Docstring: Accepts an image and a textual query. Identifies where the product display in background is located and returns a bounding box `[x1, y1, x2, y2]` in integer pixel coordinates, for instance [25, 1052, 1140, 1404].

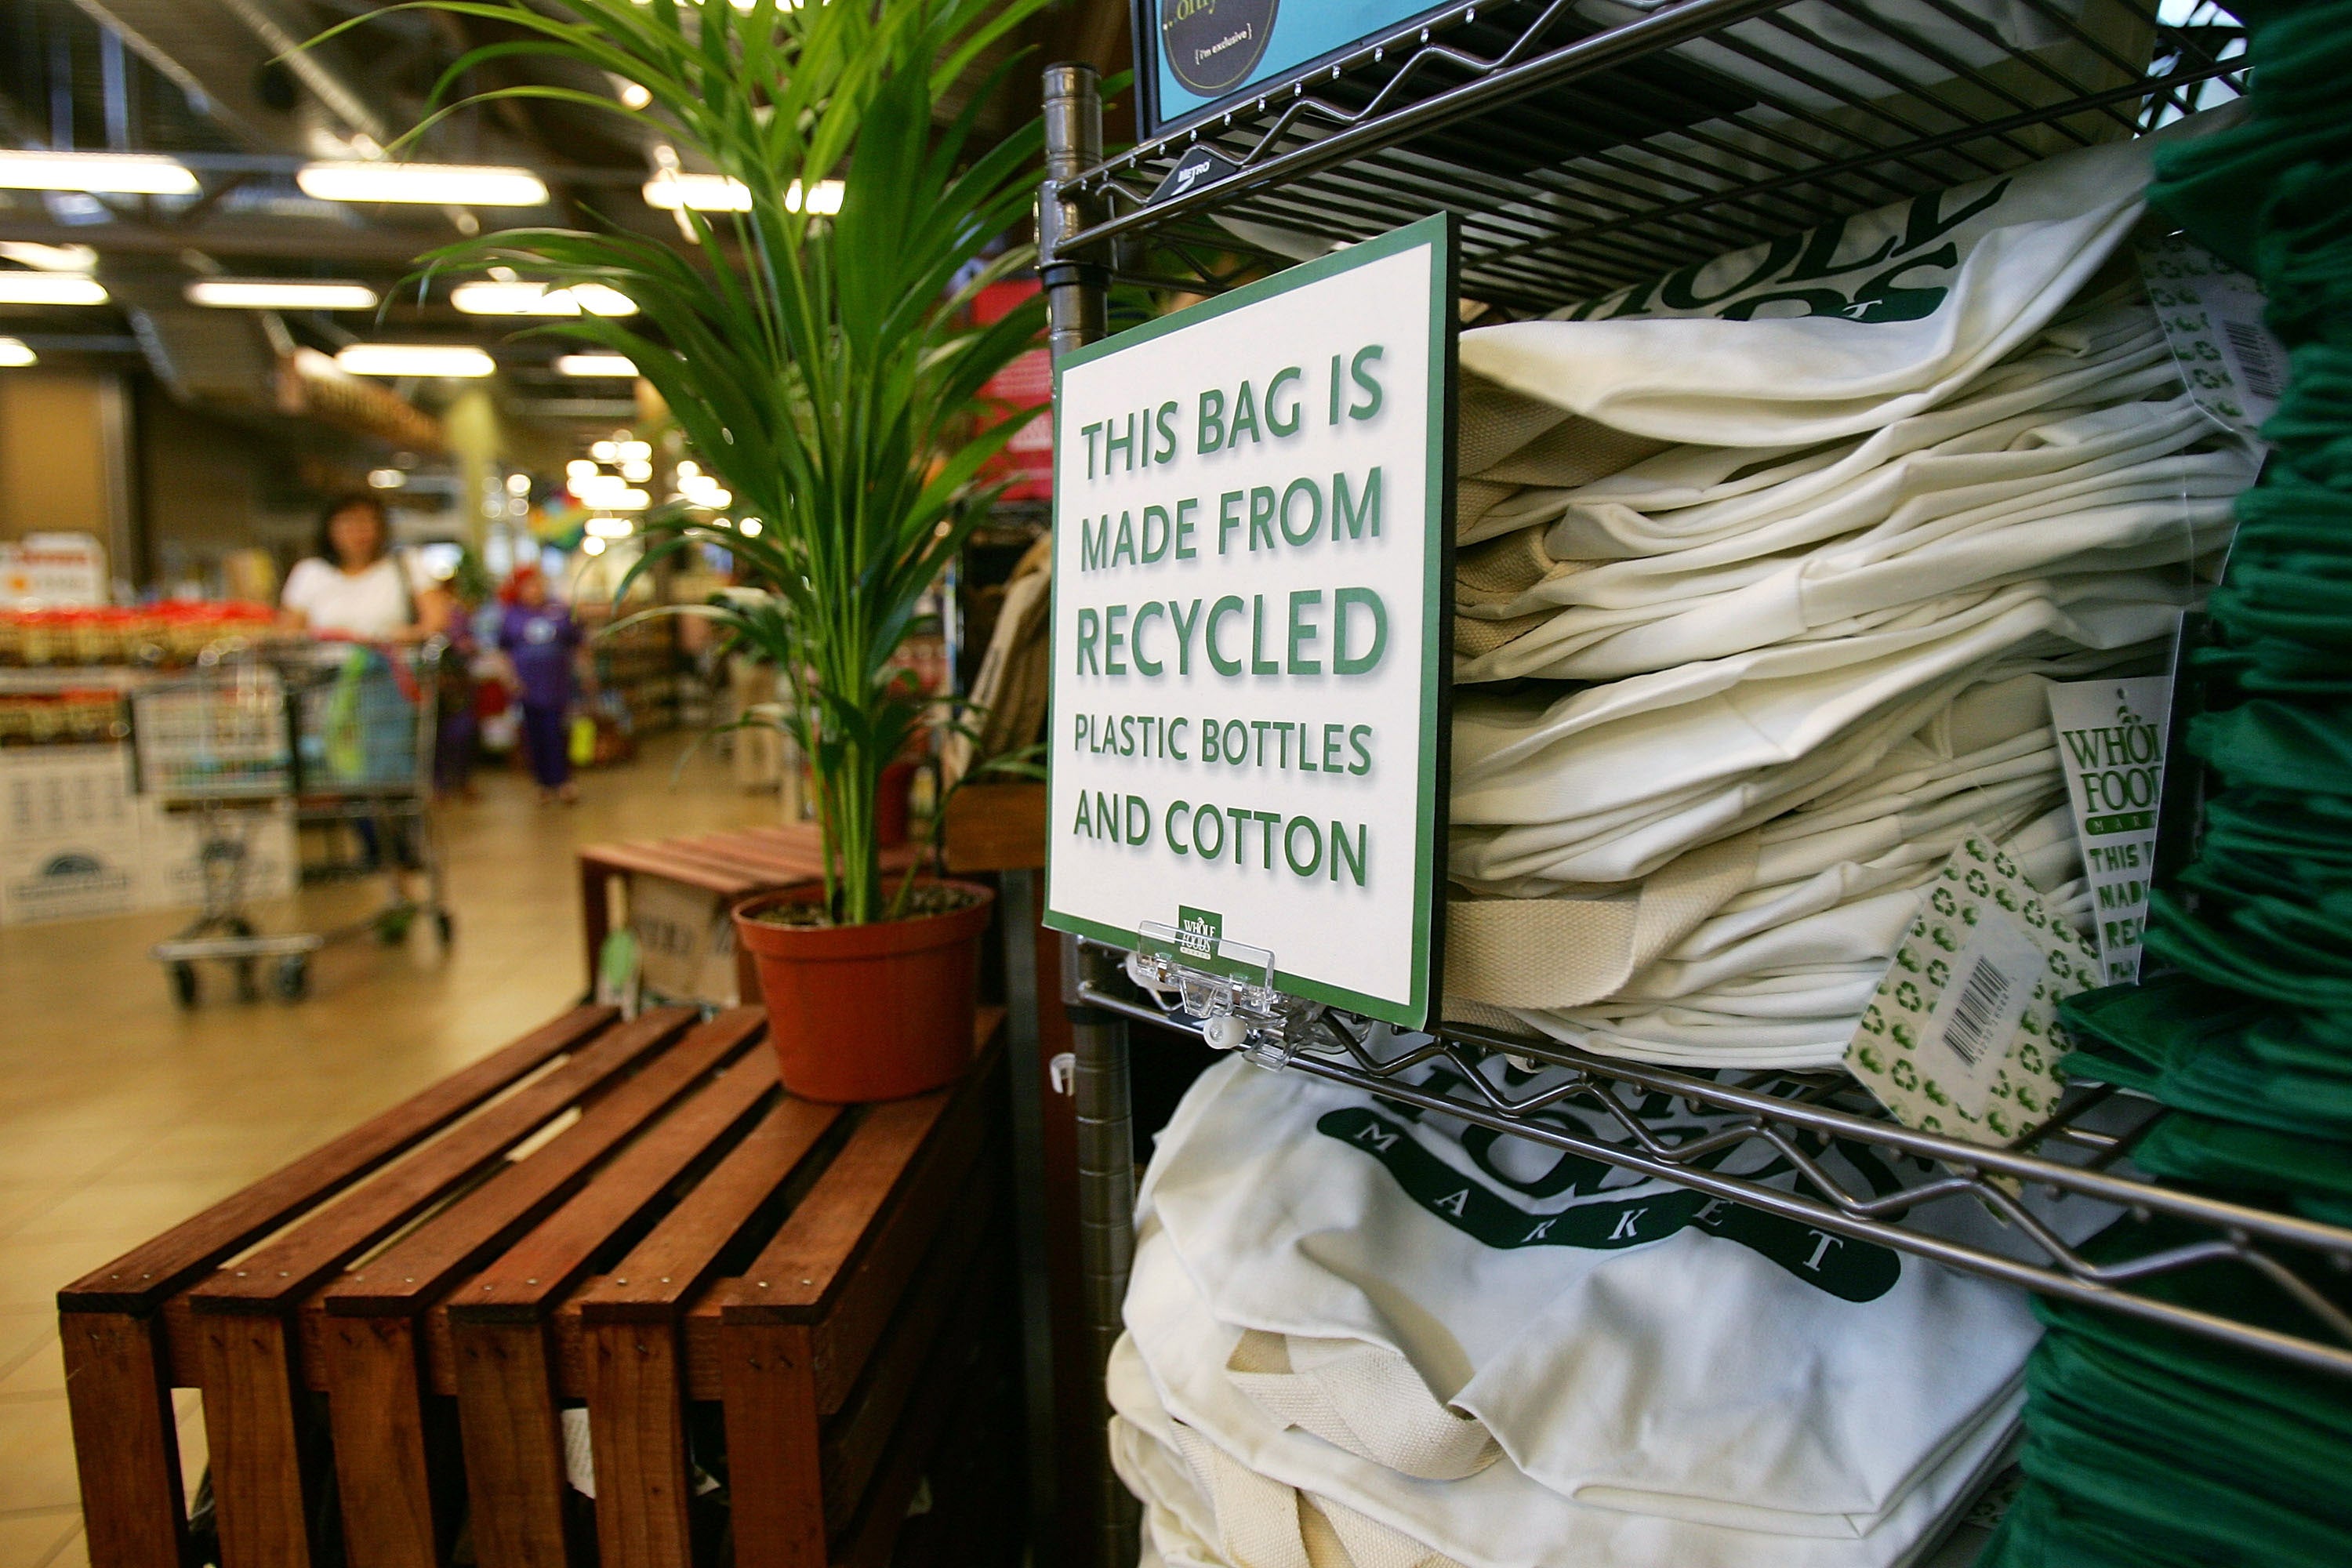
[1116, 1056, 2089, 1567]
[1434, 120, 2252, 1070]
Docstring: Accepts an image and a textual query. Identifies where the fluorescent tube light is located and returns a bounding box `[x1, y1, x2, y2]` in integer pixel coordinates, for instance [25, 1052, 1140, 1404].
[581, 535, 608, 556]
[367, 468, 407, 489]
[555, 353, 638, 378]
[187, 279, 380, 310]
[585, 516, 635, 539]
[297, 162, 548, 206]
[641, 173, 842, 214]
[335, 343, 496, 378]
[450, 281, 636, 317]
[0, 273, 107, 305]
[643, 173, 749, 212]
[0, 242, 96, 272]
[0, 150, 197, 194]
[0, 337, 35, 367]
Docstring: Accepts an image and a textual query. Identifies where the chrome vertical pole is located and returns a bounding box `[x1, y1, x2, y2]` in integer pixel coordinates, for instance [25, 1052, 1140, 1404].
[1063, 935, 1139, 1568]
[1040, 63, 1109, 359]
[1041, 64, 1130, 1566]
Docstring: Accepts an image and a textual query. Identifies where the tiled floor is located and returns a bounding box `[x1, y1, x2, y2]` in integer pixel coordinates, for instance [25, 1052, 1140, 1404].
[0, 735, 779, 1565]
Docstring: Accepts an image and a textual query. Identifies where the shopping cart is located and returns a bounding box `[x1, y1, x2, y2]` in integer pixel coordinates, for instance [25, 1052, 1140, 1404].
[131, 649, 310, 1005]
[136, 641, 455, 1004]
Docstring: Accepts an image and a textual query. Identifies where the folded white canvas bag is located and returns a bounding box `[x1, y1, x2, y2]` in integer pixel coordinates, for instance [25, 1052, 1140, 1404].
[1140, 1058, 2094, 1547]
[1454, 117, 2231, 447]
[1125, 1199, 2027, 1563]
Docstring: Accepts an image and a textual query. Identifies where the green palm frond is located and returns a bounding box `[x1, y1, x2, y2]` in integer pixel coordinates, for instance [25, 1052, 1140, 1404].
[336, 0, 1051, 923]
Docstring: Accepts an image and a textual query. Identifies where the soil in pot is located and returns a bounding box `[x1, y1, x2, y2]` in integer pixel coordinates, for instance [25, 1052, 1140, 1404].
[733, 879, 994, 1103]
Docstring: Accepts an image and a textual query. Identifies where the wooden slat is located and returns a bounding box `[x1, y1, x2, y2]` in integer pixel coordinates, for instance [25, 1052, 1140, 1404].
[190, 1008, 695, 1316]
[818, 1195, 1000, 1531]
[574, 1097, 846, 1327]
[941, 782, 1047, 873]
[452, 1319, 568, 1568]
[584, 1319, 695, 1568]
[578, 841, 768, 897]
[64, 1006, 619, 1313]
[324, 1009, 761, 1317]
[455, 1022, 776, 1322]
[717, 1321, 827, 1568]
[63, 1312, 187, 1568]
[196, 1312, 318, 1568]
[322, 1315, 441, 1568]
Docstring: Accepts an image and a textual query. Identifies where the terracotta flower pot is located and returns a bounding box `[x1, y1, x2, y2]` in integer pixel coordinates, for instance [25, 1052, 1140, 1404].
[731, 880, 995, 1103]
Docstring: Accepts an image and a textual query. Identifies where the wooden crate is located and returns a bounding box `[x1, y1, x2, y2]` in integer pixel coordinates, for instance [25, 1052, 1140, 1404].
[59, 1004, 1017, 1568]
[578, 824, 923, 1004]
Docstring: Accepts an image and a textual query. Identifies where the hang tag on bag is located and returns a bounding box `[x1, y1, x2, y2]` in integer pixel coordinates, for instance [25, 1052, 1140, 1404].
[2138, 233, 2286, 451]
[2047, 676, 2171, 984]
[1846, 832, 2100, 1145]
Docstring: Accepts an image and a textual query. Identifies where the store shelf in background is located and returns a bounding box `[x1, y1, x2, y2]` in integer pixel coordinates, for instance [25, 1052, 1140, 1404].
[1072, 941, 2352, 1380]
[1060, 0, 2248, 310]
[942, 781, 1047, 874]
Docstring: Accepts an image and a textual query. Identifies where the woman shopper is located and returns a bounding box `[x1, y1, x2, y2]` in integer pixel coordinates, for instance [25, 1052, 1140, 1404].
[279, 493, 452, 641]
[497, 564, 586, 804]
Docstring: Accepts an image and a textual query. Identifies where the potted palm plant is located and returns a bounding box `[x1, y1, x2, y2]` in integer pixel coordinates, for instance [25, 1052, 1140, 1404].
[353, 0, 1050, 1100]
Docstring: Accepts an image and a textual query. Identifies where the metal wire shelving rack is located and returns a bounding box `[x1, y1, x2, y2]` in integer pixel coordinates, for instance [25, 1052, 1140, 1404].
[1050, 0, 2249, 313]
[1040, 0, 2352, 1401]
[1031, 1, 2345, 1556]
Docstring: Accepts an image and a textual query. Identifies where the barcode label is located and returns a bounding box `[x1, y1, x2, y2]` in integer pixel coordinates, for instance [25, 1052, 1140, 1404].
[2221, 318, 2284, 403]
[1918, 903, 2045, 1116]
[1940, 955, 2013, 1067]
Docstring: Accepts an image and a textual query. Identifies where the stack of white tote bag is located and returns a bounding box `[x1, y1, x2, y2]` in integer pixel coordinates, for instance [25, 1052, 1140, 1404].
[1112, 1055, 2114, 1568]
[1439, 112, 2256, 1069]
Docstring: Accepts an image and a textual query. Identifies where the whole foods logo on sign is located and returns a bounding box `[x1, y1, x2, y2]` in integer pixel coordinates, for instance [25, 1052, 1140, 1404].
[1044, 216, 1456, 1026]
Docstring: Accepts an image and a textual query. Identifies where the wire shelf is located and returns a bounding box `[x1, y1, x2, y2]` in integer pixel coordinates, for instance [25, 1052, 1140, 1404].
[1058, 0, 2247, 310]
[1072, 942, 2352, 1379]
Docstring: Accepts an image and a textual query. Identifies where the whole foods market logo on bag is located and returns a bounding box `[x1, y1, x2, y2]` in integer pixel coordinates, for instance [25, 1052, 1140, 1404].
[1162, 0, 1278, 95]
[1312, 1059, 1900, 1302]
[1044, 217, 1455, 1027]
[1561, 176, 2016, 325]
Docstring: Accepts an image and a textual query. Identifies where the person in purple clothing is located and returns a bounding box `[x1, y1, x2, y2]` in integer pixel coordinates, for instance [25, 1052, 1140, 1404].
[497, 564, 586, 804]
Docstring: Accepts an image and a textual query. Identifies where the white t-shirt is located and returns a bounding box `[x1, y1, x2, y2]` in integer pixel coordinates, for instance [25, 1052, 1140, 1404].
[281, 553, 434, 639]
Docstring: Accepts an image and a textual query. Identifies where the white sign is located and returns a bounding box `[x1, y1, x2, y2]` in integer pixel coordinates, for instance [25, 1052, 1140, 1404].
[1043, 216, 1455, 1026]
[2048, 676, 2171, 985]
[0, 532, 107, 606]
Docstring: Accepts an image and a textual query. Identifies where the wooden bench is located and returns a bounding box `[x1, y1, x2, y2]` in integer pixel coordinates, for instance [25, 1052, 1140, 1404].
[60, 1004, 1015, 1568]
[578, 823, 923, 1004]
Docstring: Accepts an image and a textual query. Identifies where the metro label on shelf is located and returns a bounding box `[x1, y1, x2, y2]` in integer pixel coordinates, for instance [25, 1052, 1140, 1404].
[1044, 215, 1457, 1027]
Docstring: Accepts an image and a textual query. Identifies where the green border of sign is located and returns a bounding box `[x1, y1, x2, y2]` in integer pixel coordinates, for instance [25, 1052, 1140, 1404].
[1041, 212, 1458, 1028]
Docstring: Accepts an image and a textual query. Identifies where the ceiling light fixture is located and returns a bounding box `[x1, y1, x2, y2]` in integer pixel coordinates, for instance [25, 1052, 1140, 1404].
[616, 440, 652, 463]
[0, 242, 96, 272]
[0, 337, 35, 367]
[640, 173, 842, 215]
[566, 459, 600, 481]
[590, 440, 619, 461]
[297, 162, 549, 207]
[367, 468, 407, 489]
[450, 280, 637, 317]
[554, 353, 638, 378]
[0, 273, 108, 306]
[0, 149, 198, 194]
[581, 535, 608, 556]
[186, 279, 380, 311]
[335, 343, 496, 378]
[585, 515, 635, 539]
